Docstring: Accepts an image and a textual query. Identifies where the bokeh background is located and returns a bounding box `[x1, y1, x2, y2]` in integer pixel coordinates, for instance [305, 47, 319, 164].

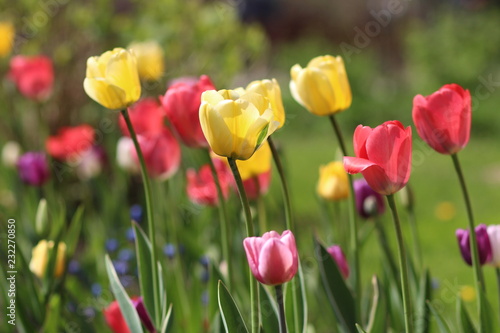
[1, 0, 500, 332]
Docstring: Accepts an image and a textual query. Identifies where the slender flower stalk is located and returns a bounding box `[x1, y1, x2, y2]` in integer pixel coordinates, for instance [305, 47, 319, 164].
[328, 114, 360, 319]
[275, 284, 287, 333]
[227, 157, 259, 333]
[387, 194, 413, 333]
[207, 153, 233, 290]
[267, 136, 300, 331]
[121, 109, 161, 327]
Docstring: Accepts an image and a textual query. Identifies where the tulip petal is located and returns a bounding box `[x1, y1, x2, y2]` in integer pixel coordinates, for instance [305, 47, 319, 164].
[84, 78, 128, 110]
[243, 237, 267, 283]
[258, 238, 294, 285]
[105, 50, 141, 103]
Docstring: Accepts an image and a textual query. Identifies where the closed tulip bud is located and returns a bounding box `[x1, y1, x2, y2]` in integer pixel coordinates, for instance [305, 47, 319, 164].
[243, 230, 298, 286]
[128, 40, 164, 81]
[317, 161, 349, 201]
[456, 224, 492, 266]
[487, 225, 500, 267]
[29, 240, 66, 278]
[327, 245, 350, 278]
[412, 84, 471, 155]
[2, 141, 21, 168]
[8, 55, 54, 101]
[16, 152, 50, 186]
[162, 75, 216, 148]
[0, 21, 15, 57]
[246, 78, 285, 128]
[353, 179, 385, 218]
[83, 48, 141, 110]
[199, 89, 280, 160]
[344, 121, 412, 195]
[290, 55, 352, 116]
[46, 125, 95, 163]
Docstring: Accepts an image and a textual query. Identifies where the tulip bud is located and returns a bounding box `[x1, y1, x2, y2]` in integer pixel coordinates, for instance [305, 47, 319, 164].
[128, 40, 165, 81]
[317, 161, 349, 201]
[243, 230, 298, 285]
[456, 224, 492, 266]
[290, 55, 352, 116]
[326, 245, 350, 278]
[83, 48, 141, 110]
[29, 240, 66, 278]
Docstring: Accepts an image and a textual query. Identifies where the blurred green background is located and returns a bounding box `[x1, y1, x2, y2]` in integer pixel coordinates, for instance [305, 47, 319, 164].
[1, 0, 500, 332]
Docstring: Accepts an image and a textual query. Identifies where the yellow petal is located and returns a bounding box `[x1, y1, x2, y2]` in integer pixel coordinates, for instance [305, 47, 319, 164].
[105, 49, 141, 104]
[83, 78, 128, 110]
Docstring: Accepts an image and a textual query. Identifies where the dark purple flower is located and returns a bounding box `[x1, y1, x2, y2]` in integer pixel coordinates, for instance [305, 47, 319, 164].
[132, 297, 155, 332]
[456, 224, 492, 266]
[326, 245, 350, 279]
[353, 178, 385, 218]
[16, 152, 50, 186]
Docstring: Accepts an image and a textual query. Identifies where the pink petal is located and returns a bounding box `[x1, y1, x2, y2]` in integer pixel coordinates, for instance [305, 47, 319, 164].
[258, 238, 295, 285]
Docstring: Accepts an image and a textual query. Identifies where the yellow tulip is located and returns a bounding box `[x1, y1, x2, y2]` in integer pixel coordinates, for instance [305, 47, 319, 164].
[290, 55, 352, 116]
[246, 79, 285, 128]
[83, 48, 141, 110]
[199, 89, 279, 160]
[317, 161, 349, 201]
[0, 21, 14, 57]
[128, 40, 165, 81]
[29, 240, 67, 279]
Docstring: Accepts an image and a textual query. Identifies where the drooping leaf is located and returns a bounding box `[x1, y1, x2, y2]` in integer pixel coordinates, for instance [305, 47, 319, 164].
[314, 238, 356, 333]
[366, 276, 387, 333]
[218, 280, 249, 333]
[105, 255, 144, 333]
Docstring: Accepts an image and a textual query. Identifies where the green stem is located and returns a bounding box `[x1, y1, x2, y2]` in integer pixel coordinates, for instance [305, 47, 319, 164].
[227, 157, 259, 333]
[328, 114, 360, 320]
[451, 154, 484, 288]
[121, 109, 161, 328]
[275, 284, 287, 333]
[374, 217, 400, 289]
[207, 155, 233, 291]
[387, 194, 413, 333]
[268, 136, 300, 331]
[406, 190, 423, 269]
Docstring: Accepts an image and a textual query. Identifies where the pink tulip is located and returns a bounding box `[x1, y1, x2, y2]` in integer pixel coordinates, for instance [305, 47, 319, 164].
[119, 97, 165, 137]
[412, 84, 471, 155]
[243, 230, 298, 286]
[343, 120, 412, 195]
[161, 75, 216, 148]
[326, 245, 350, 278]
[8, 55, 54, 101]
[186, 159, 232, 206]
[134, 128, 181, 180]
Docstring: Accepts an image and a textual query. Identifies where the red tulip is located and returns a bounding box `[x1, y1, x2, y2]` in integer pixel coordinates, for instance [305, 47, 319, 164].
[241, 170, 271, 201]
[46, 125, 95, 162]
[8, 55, 54, 101]
[343, 120, 412, 195]
[412, 84, 471, 154]
[186, 159, 232, 206]
[119, 97, 165, 137]
[104, 297, 155, 333]
[134, 128, 181, 180]
[243, 230, 298, 286]
[161, 75, 216, 148]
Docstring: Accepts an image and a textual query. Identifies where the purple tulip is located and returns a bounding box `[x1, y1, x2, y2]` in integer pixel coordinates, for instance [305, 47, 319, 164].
[132, 297, 155, 333]
[353, 178, 385, 218]
[16, 152, 50, 186]
[327, 245, 350, 278]
[456, 224, 492, 266]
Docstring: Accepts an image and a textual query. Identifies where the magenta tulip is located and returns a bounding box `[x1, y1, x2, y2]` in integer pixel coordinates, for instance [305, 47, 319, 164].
[456, 224, 492, 266]
[327, 245, 350, 278]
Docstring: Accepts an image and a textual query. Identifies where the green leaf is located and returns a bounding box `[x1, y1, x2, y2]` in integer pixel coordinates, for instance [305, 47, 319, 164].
[285, 263, 308, 333]
[218, 280, 249, 333]
[314, 239, 356, 333]
[65, 205, 84, 258]
[427, 300, 452, 333]
[160, 303, 173, 333]
[256, 123, 270, 148]
[41, 294, 61, 332]
[133, 221, 156, 325]
[259, 285, 279, 333]
[479, 287, 500, 333]
[415, 270, 432, 333]
[35, 198, 48, 236]
[457, 296, 476, 333]
[366, 276, 387, 333]
[355, 324, 367, 333]
[105, 255, 144, 333]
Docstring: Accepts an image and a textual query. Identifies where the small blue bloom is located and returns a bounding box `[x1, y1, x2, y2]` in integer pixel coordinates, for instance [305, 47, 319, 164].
[91, 283, 102, 296]
[163, 244, 176, 259]
[199, 255, 210, 268]
[67, 260, 80, 274]
[126, 227, 136, 242]
[105, 238, 119, 252]
[113, 260, 129, 275]
[200, 270, 210, 284]
[201, 290, 209, 306]
[118, 248, 134, 261]
[130, 204, 143, 223]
